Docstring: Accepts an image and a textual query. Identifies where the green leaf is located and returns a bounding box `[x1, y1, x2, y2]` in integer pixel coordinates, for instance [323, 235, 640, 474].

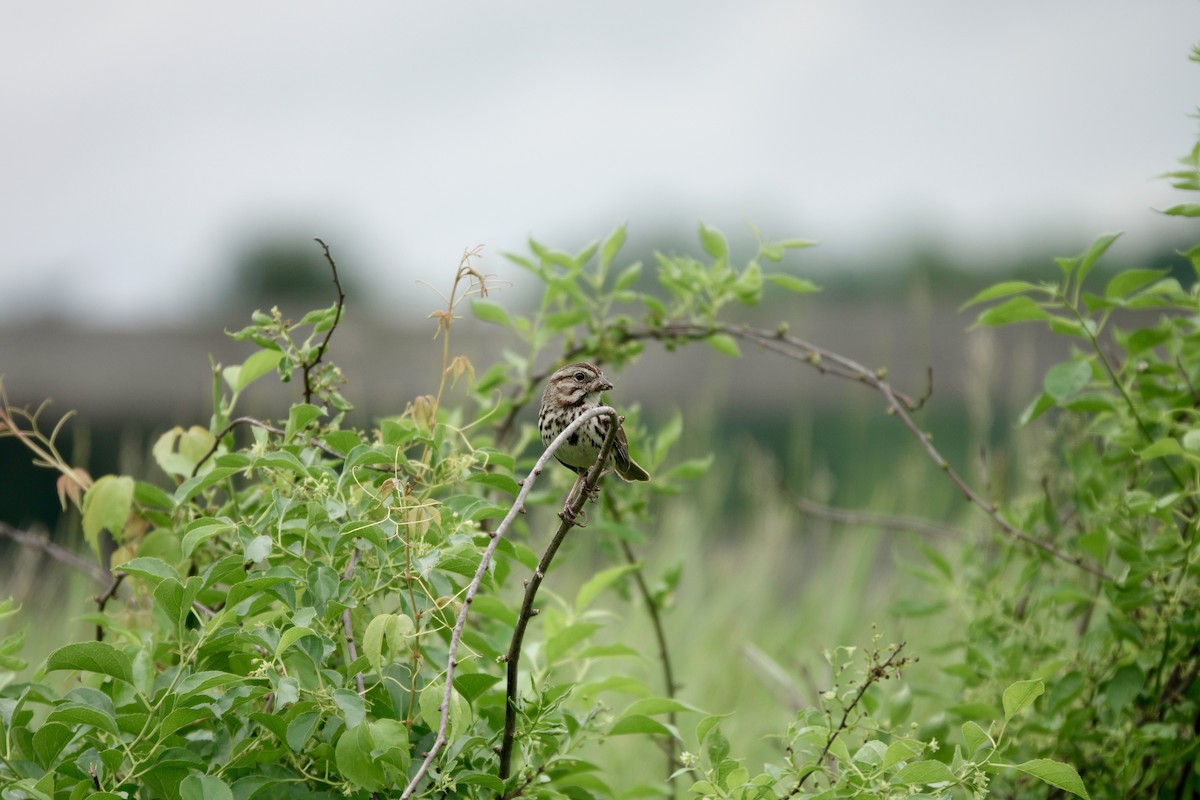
[45, 641, 134, 684]
[369, 718, 413, 778]
[698, 223, 728, 261]
[286, 711, 321, 752]
[972, 296, 1051, 327]
[275, 627, 318, 657]
[1105, 268, 1168, 300]
[470, 299, 514, 329]
[81, 475, 134, 558]
[1076, 232, 1121, 288]
[224, 349, 284, 395]
[153, 427, 218, 478]
[1011, 759, 1090, 799]
[181, 518, 235, 560]
[419, 683, 465, 740]
[546, 622, 602, 663]
[335, 722, 384, 791]
[243, 534, 272, 563]
[881, 738, 925, 771]
[45, 703, 119, 736]
[31, 722, 72, 768]
[363, 613, 400, 675]
[614, 261, 642, 291]
[1139, 439, 1186, 460]
[1161, 202, 1200, 217]
[333, 688, 366, 729]
[180, 774, 234, 800]
[1043, 360, 1092, 401]
[599, 223, 627, 272]
[733, 262, 764, 305]
[961, 720, 992, 754]
[706, 333, 741, 357]
[621, 697, 702, 717]
[695, 714, 730, 751]
[544, 309, 589, 333]
[1002, 679, 1044, 721]
[117, 556, 179, 585]
[765, 273, 820, 294]
[958, 280, 1042, 310]
[575, 563, 638, 613]
[663, 455, 715, 482]
[466, 472, 521, 495]
[891, 759, 957, 785]
[1018, 391, 1055, 426]
[609, 714, 676, 737]
[284, 403, 323, 441]
[1104, 663, 1145, 714]
[454, 673, 501, 703]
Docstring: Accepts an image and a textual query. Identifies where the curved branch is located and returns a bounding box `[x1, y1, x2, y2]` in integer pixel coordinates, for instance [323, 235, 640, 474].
[0, 522, 108, 583]
[400, 405, 620, 800]
[304, 238, 347, 405]
[499, 409, 621, 780]
[615, 321, 1113, 581]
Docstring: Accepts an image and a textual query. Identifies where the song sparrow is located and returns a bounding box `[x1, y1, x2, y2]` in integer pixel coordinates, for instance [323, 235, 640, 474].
[538, 362, 650, 485]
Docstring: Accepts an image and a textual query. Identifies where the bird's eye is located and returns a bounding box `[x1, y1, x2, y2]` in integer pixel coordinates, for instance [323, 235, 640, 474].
[574, 371, 586, 382]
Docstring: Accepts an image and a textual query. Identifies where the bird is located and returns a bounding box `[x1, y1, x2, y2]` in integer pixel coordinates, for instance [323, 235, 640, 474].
[537, 362, 650, 510]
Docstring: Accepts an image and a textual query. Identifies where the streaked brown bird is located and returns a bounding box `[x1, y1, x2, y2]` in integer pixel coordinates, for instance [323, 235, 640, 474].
[538, 362, 651, 490]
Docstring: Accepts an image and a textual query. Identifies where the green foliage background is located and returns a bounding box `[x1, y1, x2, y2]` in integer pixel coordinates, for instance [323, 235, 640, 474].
[4, 43, 1200, 800]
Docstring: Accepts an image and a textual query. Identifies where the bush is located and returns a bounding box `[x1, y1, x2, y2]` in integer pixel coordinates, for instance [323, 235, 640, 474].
[4, 46, 1200, 800]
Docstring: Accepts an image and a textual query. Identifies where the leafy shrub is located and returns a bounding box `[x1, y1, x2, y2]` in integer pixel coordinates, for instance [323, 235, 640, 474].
[5, 46, 1200, 800]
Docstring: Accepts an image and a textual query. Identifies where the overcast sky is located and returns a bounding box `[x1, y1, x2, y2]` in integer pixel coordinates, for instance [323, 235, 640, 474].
[3, 3, 1199, 326]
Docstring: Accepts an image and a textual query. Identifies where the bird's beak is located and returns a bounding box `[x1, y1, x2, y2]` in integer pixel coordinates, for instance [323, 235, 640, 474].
[595, 376, 614, 392]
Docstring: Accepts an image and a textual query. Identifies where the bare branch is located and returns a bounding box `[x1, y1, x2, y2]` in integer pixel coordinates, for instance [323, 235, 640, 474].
[342, 547, 366, 696]
[93, 572, 126, 642]
[0, 522, 108, 583]
[400, 405, 620, 800]
[601, 491, 680, 783]
[304, 238, 347, 405]
[787, 495, 963, 538]
[787, 641, 909, 796]
[499, 408, 621, 780]
[612, 321, 1113, 581]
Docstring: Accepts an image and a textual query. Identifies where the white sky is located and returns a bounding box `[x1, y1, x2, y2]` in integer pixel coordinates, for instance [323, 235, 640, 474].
[2, 3, 1199, 325]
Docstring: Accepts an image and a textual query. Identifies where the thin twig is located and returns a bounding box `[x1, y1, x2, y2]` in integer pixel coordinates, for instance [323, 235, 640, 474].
[93, 573, 126, 642]
[788, 495, 963, 538]
[612, 321, 1113, 581]
[621, 540, 680, 781]
[603, 491, 680, 784]
[304, 238, 347, 405]
[191, 416, 348, 477]
[342, 547, 366, 696]
[0, 522, 108, 583]
[399, 405, 620, 800]
[787, 642, 908, 796]
[499, 410, 621, 780]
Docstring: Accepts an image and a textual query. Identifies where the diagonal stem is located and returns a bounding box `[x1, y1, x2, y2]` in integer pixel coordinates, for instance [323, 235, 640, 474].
[498, 409, 621, 780]
[399, 405, 619, 800]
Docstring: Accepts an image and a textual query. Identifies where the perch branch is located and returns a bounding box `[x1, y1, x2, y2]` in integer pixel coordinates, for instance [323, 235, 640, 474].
[399, 405, 620, 800]
[498, 409, 621, 780]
